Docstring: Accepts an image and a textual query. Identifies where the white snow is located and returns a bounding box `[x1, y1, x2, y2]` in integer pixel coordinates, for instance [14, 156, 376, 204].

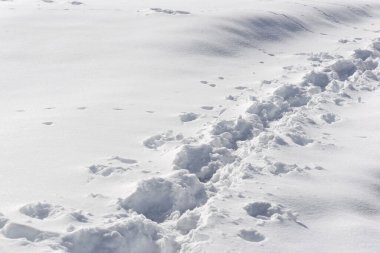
[1, 0, 380, 252]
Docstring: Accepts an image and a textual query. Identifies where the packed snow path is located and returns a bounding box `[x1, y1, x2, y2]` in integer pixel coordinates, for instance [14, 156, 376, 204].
[1, 0, 380, 252]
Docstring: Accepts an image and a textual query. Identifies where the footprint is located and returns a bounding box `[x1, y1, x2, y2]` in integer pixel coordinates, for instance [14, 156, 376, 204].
[200, 80, 208, 84]
[226, 95, 238, 101]
[110, 156, 138, 164]
[320, 113, 338, 124]
[235, 86, 247, 90]
[200, 106, 213, 110]
[150, 8, 190, 15]
[71, 1, 83, 5]
[2, 222, 58, 242]
[89, 164, 129, 177]
[113, 108, 124, 111]
[42, 122, 53, 126]
[77, 107, 87, 110]
[143, 130, 182, 149]
[44, 107, 55, 110]
[238, 229, 265, 242]
[208, 84, 216, 87]
[179, 112, 199, 122]
[261, 80, 271, 84]
[244, 202, 281, 219]
[218, 76, 224, 80]
[19, 202, 64, 220]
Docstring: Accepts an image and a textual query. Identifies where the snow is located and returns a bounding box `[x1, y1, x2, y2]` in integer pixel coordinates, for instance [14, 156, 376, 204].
[120, 171, 207, 223]
[1, 0, 380, 252]
[61, 216, 178, 253]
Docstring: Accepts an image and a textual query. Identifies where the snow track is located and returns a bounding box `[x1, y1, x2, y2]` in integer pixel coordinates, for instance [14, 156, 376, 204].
[1, 0, 380, 252]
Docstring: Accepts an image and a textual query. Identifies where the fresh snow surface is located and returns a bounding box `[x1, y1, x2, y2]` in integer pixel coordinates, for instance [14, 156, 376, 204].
[1, 0, 380, 252]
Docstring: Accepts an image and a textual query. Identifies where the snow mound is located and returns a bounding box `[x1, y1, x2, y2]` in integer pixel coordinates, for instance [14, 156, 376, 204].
[211, 118, 256, 149]
[176, 211, 201, 235]
[173, 144, 237, 181]
[355, 59, 378, 72]
[273, 84, 310, 107]
[2, 222, 58, 242]
[373, 41, 380, 51]
[353, 49, 373, 61]
[303, 71, 330, 89]
[173, 144, 213, 179]
[330, 60, 357, 81]
[19, 202, 64, 220]
[246, 99, 286, 126]
[62, 216, 178, 253]
[120, 171, 207, 223]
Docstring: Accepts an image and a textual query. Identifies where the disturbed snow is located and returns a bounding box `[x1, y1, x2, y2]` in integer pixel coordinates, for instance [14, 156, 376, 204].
[1, 0, 380, 252]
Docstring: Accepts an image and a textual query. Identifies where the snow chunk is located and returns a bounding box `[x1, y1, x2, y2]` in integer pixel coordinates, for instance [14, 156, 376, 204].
[120, 171, 207, 223]
[246, 100, 286, 126]
[173, 144, 212, 176]
[303, 71, 330, 89]
[176, 211, 200, 234]
[363, 70, 378, 80]
[353, 49, 373, 61]
[274, 84, 309, 107]
[62, 216, 178, 253]
[372, 41, 380, 51]
[211, 118, 255, 149]
[355, 59, 378, 72]
[330, 60, 357, 81]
